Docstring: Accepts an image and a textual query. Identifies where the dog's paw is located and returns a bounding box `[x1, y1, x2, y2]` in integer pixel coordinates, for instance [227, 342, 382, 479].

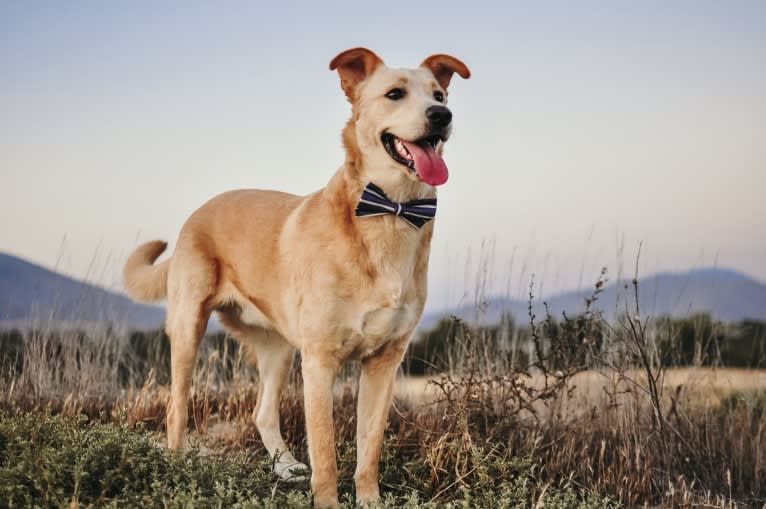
[274, 460, 310, 482]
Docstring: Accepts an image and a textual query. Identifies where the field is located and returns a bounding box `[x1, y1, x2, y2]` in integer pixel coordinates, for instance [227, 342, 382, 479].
[1, 284, 766, 508]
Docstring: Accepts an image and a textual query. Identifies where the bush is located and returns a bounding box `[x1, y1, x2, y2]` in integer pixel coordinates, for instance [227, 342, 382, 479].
[0, 411, 314, 508]
[0, 412, 615, 508]
[654, 314, 766, 368]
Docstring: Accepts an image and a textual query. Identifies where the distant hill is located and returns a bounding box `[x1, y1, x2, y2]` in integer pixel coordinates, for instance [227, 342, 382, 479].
[3, 252, 765, 333]
[0, 252, 165, 330]
[421, 268, 766, 330]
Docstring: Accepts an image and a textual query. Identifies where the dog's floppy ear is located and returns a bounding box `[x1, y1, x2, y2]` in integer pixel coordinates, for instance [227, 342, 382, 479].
[329, 48, 384, 100]
[420, 54, 471, 89]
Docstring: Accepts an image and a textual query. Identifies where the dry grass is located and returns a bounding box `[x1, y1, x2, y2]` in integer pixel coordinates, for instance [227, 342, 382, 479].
[398, 368, 766, 418]
[4, 349, 764, 507]
[2, 272, 766, 507]
[398, 367, 766, 400]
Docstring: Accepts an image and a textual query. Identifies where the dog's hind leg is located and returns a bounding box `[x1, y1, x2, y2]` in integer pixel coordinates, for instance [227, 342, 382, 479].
[165, 307, 209, 450]
[242, 329, 309, 481]
[164, 255, 215, 450]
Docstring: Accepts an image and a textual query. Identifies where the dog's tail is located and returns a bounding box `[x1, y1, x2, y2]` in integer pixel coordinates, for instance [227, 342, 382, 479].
[123, 240, 170, 302]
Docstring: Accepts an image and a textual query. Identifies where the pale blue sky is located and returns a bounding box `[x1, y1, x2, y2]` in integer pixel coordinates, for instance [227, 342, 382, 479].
[1, 2, 764, 310]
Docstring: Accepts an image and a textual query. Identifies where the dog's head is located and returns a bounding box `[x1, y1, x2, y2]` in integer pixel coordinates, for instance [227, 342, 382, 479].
[330, 48, 470, 189]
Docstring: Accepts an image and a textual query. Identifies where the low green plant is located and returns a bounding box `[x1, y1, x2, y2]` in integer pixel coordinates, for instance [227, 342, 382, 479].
[0, 411, 615, 508]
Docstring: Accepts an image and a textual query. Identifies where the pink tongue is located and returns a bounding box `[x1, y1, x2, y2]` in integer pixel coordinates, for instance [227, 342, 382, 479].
[401, 140, 449, 186]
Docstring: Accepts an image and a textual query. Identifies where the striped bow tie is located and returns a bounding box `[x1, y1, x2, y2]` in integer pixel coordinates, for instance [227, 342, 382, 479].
[355, 182, 437, 229]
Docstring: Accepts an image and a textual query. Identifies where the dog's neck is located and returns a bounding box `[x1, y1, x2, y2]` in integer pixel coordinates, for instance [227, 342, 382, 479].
[320, 118, 435, 292]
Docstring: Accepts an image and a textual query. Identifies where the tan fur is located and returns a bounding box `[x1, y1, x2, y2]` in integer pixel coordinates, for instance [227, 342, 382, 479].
[123, 240, 170, 302]
[123, 48, 469, 508]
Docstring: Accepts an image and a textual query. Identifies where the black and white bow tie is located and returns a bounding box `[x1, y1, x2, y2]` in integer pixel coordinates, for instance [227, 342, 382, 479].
[354, 182, 437, 229]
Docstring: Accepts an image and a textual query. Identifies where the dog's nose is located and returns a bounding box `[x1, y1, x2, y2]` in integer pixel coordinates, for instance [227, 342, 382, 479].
[426, 105, 452, 129]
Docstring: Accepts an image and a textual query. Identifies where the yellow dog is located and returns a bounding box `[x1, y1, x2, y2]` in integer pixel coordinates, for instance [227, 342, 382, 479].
[124, 47, 469, 507]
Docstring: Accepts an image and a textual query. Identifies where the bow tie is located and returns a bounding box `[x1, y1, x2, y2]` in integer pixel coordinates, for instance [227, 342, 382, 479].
[355, 182, 437, 229]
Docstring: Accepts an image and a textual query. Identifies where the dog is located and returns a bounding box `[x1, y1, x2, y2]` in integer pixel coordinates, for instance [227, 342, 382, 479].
[123, 47, 469, 507]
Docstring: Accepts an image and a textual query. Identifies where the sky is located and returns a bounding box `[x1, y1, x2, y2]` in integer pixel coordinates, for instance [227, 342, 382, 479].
[1, 1, 765, 311]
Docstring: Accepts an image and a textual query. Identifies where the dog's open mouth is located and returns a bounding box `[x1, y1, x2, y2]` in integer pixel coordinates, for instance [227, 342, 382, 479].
[381, 132, 449, 186]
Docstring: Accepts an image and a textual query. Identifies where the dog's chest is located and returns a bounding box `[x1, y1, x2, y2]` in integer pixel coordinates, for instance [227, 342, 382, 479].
[344, 258, 422, 359]
[346, 300, 418, 359]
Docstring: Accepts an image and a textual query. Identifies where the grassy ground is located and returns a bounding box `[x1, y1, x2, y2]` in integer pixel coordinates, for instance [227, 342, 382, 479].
[397, 367, 766, 413]
[2, 303, 766, 507]
[1, 370, 765, 508]
[0, 411, 616, 508]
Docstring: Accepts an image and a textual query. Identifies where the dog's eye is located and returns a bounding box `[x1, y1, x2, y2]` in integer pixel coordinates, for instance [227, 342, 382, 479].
[433, 91, 445, 103]
[385, 88, 405, 100]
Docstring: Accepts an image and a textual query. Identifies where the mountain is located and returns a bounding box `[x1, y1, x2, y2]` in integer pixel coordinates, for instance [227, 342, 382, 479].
[0, 252, 165, 330]
[421, 268, 766, 330]
[3, 252, 765, 333]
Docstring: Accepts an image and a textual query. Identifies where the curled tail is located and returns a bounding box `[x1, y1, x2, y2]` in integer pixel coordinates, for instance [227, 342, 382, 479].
[123, 240, 170, 302]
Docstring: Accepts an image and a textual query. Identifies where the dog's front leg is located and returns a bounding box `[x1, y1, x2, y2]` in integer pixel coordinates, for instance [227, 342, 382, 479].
[301, 352, 340, 508]
[354, 337, 409, 505]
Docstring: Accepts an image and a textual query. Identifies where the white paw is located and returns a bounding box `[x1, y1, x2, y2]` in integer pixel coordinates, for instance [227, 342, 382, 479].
[274, 460, 310, 482]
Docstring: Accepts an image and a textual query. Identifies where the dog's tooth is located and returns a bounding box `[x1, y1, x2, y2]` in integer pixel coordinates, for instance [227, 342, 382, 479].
[394, 139, 408, 159]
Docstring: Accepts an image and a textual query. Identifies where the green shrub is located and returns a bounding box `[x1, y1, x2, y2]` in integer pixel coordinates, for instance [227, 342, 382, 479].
[0, 411, 313, 508]
[0, 412, 616, 508]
